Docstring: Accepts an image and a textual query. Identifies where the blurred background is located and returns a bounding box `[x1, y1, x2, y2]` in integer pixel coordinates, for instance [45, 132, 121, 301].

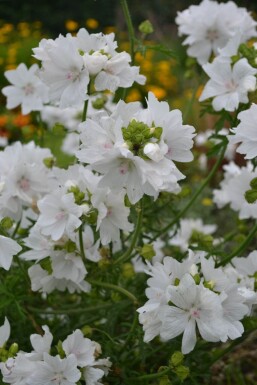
[1, 0, 257, 36]
[0, 0, 257, 150]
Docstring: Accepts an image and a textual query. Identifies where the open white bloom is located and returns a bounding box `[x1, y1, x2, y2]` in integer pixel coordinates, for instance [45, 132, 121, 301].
[176, 0, 257, 64]
[37, 190, 83, 241]
[28, 353, 81, 385]
[213, 162, 257, 219]
[62, 330, 96, 367]
[92, 188, 133, 245]
[77, 93, 195, 203]
[2, 63, 49, 114]
[199, 57, 257, 111]
[0, 141, 54, 221]
[36, 35, 89, 108]
[0, 317, 10, 347]
[230, 103, 257, 159]
[161, 274, 227, 354]
[137, 252, 200, 342]
[0, 235, 22, 270]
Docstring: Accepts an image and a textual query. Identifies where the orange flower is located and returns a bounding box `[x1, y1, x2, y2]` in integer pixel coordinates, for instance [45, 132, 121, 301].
[13, 114, 31, 127]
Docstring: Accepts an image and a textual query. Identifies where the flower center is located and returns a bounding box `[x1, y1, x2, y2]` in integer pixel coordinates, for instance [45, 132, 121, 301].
[18, 177, 30, 191]
[55, 211, 66, 221]
[23, 83, 35, 96]
[225, 80, 238, 92]
[190, 307, 201, 319]
[206, 29, 219, 42]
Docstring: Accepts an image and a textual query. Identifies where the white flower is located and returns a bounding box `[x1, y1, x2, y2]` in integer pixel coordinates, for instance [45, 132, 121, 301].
[230, 103, 257, 159]
[176, 0, 257, 64]
[0, 317, 10, 347]
[233, 251, 257, 277]
[0, 235, 22, 270]
[213, 162, 257, 219]
[94, 52, 146, 92]
[62, 330, 95, 367]
[28, 264, 91, 294]
[2, 63, 49, 114]
[28, 326, 53, 360]
[92, 188, 133, 245]
[77, 93, 195, 204]
[199, 57, 257, 111]
[161, 274, 226, 354]
[37, 190, 83, 241]
[1, 353, 37, 385]
[28, 353, 81, 385]
[37, 35, 89, 108]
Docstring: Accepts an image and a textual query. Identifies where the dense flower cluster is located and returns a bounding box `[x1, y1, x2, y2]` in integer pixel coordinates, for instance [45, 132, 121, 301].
[0, 319, 111, 385]
[137, 250, 256, 354]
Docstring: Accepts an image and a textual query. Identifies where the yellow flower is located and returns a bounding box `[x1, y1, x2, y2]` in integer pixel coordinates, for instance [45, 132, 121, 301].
[65, 20, 79, 32]
[126, 89, 142, 102]
[104, 26, 116, 34]
[146, 85, 167, 99]
[201, 198, 213, 206]
[85, 18, 99, 30]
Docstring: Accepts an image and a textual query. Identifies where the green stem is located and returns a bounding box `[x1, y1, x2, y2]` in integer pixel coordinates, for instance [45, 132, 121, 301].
[81, 99, 89, 122]
[128, 367, 170, 381]
[114, 200, 143, 265]
[151, 143, 227, 242]
[120, 0, 135, 65]
[12, 219, 21, 238]
[79, 224, 87, 265]
[88, 279, 138, 304]
[217, 221, 257, 267]
[27, 302, 114, 315]
[120, 312, 138, 352]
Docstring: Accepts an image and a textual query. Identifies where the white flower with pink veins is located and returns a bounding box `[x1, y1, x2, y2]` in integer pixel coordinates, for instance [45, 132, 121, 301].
[199, 57, 257, 111]
[176, 0, 257, 64]
[28, 353, 81, 385]
[2, 63, 49, 114]
[36, 35, 90, 108]
[37, 189, 83, 241]
[77, 93, 195, 204]
[160, 274, 227, 354]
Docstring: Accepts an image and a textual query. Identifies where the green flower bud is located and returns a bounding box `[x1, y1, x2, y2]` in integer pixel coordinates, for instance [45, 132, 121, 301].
[0, 217, 14, 230]
[122, 263, 135, 278]
[9, 343, 18, 357]
[92, 95, 108, 110]
[245, 189, 257, 204]
[81, 325, 93, 336]
[170, 351, 184, 367]
[43, 157, 55, 168]
[250, 177, 257, 190]
[174, 365, 190, 381]
[139, 244, 156, 261]
[193, 274, 201, 285]
[56, 340, 65, 358]
[139, 20, 154, 35]
[204, 280, 215, 290]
